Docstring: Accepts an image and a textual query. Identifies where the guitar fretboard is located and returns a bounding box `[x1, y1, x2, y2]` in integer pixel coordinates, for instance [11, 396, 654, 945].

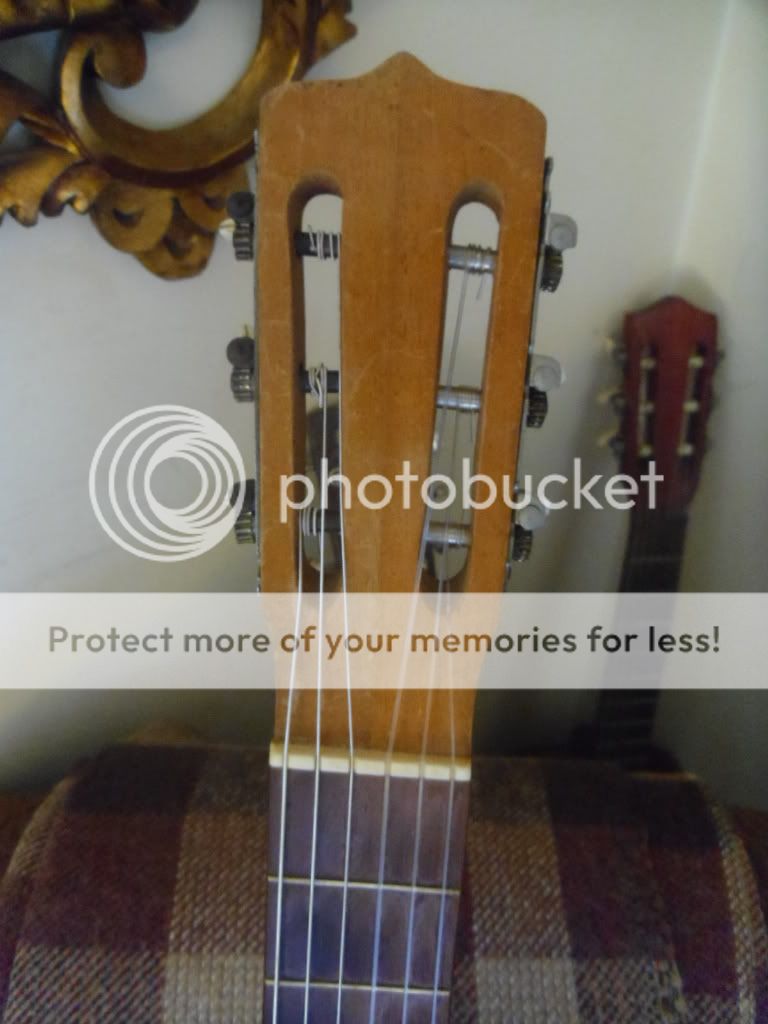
[594, 507, 688, 767]
[619, 507, 687, 592]
[265, 746, 470, 1023]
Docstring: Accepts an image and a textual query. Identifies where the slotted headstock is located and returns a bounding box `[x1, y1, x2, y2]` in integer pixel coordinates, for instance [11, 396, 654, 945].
[613, 296, 719, 514]
[252, 54, 565, 758]
[258, 53, 546, 599]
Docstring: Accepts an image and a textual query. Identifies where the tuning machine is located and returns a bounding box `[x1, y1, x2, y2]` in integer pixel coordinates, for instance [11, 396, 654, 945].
[505, 498, 548, 577]
[225, 327, 261, 578]
[227, 191, 256, 261]
[597, 429, 625, 459]
[526, 388, 548, 428]
[596, 389, 628, 416]
[231, 479, 257, 544]
[226, 336, 256, 402]
[525, 355, 564, 429]
[541, 213, 577, 293]
[509, 525, 533, 565]
[603, 335, 628, 367]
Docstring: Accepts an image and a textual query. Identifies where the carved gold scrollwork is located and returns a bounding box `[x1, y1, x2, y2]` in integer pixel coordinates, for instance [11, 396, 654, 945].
[0, 1, 199, 40]
[0, 0, 355, 278]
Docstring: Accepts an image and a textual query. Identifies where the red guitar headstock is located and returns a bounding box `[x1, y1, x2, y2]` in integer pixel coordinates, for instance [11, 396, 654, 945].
[613, 296, 719, 514]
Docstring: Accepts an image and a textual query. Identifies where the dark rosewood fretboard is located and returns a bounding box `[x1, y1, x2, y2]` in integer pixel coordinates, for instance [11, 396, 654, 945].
[265, 748, 470, 1023]
[592, 507, 688, 767]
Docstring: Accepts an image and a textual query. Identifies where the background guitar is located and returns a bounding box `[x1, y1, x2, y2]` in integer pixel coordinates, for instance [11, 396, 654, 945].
[575, 295, 720, 769]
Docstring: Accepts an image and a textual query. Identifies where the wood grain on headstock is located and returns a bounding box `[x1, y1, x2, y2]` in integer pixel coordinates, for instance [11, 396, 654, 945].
[258, 54, 546, 755]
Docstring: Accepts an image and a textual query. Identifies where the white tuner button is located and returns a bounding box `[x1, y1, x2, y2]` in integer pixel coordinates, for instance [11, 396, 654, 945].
[529, 355, 565, 393]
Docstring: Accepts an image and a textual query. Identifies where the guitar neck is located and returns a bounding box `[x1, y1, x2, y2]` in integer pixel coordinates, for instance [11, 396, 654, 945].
[594, 507, 689, 766]
[265, 745, 470, 1022]
[619, 505, 689, 592]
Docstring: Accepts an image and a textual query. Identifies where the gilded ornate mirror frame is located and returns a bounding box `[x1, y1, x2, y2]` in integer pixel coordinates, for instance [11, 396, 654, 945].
[0, 0, 355, 279]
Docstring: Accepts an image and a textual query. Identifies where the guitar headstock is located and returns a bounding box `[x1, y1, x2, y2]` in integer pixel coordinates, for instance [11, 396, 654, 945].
[609, 296, 719, 514]
[225, 54, 576, 755]
[257, 54, 563, 594]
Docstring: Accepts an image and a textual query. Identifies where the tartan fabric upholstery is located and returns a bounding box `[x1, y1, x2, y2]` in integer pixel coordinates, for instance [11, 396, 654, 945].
[0, 796, 43, 881]
[0, 745, 765, 1023]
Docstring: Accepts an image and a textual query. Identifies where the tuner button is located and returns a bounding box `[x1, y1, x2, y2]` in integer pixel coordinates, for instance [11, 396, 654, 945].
[541, 244, 563, 292]
[226, 336, 255, 402]
[541, 213, 577, 292]
[526, 387, 548, 428]
[226, 191, 255, 222]
[516, 500, 548, 533]
[548, 213, 578, 253]
[529, 355, 565, 392]
[227, 190, 255, 261]
[232, 479, 256, 544]
[226, 336, 255, 367]
[510, 525, 533, 563]
[609, 392, 627, 415]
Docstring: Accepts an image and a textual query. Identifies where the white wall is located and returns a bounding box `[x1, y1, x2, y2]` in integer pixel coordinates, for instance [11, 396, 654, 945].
[1, 0, 765, 801]
[656, 0, 768, 806]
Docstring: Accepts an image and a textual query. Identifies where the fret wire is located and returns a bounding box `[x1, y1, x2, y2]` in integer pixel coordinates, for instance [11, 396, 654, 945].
[265, 979, 451, 996]
[267, 875, 460, 896]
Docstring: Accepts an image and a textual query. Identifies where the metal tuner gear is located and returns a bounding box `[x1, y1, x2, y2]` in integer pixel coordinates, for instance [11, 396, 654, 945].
[541, 244, 564, 292]
[226, 336, 256, 403]
[511, 524, 534, 563]
[227, 191, 256, 261]
[232, 479, 257, 544]
[526, 386, 549, 428]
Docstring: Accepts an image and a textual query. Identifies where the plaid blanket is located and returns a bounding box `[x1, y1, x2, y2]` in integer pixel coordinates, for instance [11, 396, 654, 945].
[0, 744, 765, 1023]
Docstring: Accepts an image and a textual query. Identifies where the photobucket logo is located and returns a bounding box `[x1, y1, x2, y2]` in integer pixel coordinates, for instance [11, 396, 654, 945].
[280, 458, 663, 521]
[89, 405, 246, 562]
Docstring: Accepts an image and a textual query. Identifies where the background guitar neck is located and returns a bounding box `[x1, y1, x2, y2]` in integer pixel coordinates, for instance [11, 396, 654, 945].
[593, 507, 689, 767]
[587, 296, 719, 769]
[619, 505, 688, 593]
